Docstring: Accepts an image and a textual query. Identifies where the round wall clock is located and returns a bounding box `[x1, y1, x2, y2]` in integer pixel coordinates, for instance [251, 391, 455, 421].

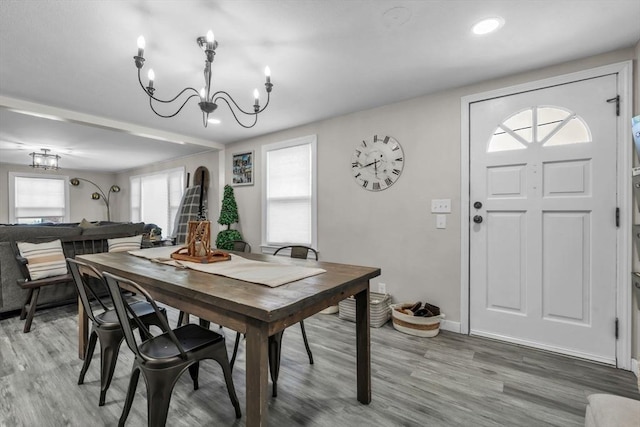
[351, 135, 404, 191]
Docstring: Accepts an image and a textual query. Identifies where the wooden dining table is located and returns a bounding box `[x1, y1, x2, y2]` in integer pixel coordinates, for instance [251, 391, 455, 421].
[76, 250, 380, 427]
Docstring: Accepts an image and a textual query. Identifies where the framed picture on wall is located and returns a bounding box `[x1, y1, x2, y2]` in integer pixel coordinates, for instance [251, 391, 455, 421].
[232, 151, 254, 186]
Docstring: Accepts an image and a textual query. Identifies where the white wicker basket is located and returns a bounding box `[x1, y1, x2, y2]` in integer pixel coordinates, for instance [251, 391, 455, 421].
[390, 303, 445, 337]
[338, 292, 391, 327]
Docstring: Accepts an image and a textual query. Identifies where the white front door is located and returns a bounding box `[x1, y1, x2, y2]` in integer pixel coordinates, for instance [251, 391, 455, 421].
[469, 74, 618, 364]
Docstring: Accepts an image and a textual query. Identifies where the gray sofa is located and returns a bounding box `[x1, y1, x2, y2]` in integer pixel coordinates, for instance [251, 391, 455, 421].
[0, 222, 145, 316]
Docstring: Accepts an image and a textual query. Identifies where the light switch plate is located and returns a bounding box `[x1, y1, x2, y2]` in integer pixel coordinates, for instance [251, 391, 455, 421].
[432, 199, 451, 213]
[436, 214, 446, 229]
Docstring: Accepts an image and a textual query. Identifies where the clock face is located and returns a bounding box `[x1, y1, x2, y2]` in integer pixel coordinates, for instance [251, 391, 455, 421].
[351, 135, 404, 191]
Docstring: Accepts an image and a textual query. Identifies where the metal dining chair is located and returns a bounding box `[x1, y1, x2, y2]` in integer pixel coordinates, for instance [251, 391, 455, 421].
[67, 258, 167, 407]
[103, 271, 241, 426]
[231, 240, 251, 252]
[230, 245, 317, 397]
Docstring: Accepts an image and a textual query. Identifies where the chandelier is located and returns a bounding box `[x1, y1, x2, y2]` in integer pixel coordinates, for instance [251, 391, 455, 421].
[133, 31, 273, 128]
[29, 149, 60, 170]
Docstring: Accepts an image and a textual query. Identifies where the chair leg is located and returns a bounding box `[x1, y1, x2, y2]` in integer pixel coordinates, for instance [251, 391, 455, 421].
[230, 332, 242, 370]
[268, 331, 284, 398]
[19, 289, 33, 320]
[188, 362, 200, 390]
[145, 365, 183, 427]
[177, 311, 186, 327]
[212, 344, 242, 419]
[22, 287, 40, 333]
[299, 321, 314, 365]
[78, 330, 98, 384]
[198, 318, 211, 329]
[119, 366, 140, 427]
[97, 330, 124, 406]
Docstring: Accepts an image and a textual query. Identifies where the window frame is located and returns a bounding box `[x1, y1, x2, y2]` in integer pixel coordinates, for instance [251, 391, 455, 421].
[261, 134, 317, 253]
[129, 166, 185, 237]
[8, 172, 70, 224]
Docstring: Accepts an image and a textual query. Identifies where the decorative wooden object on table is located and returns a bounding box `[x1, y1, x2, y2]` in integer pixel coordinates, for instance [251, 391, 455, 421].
[171, 220, 231, 263]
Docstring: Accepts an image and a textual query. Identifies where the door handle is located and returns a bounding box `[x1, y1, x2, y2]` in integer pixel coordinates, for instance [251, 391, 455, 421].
[473, 215, 483, 224]
[473, 201, 482, 209]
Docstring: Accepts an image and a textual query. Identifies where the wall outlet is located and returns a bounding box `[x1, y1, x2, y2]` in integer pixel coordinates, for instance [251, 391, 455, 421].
[378, 283, 386, 294]
[431, 199, 451, 213]
[436, 214, 446, 229]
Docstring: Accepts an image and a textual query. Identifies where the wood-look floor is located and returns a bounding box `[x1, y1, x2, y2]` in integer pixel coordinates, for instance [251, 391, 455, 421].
[0, 303, 638, 426]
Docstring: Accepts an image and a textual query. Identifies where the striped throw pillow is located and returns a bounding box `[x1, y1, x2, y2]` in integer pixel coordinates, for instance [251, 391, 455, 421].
[108, 235, 142, 253]
[17, 239, 68, 281]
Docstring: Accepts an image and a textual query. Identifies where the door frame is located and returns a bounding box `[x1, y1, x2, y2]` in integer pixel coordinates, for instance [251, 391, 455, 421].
[460, 61, 633, 369]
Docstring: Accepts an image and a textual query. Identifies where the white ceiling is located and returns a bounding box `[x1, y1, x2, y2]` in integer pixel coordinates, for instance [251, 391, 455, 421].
[1, 0, 639, 172]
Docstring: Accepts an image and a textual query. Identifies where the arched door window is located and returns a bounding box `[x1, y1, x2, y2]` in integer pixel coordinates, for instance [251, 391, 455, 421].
[488, 106, 591, 152]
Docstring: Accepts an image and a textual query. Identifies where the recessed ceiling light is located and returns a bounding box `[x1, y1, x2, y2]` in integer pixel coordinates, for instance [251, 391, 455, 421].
[472, 17, 504, 35]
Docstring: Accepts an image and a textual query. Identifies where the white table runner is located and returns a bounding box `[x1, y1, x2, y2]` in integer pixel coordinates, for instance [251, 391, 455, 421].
[128, 246, 326, 287]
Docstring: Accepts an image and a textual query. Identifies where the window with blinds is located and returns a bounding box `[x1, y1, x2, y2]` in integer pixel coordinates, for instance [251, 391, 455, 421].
[262, 135, 317, 248]
[130, 167, 184, 238]
[9, 173, 69, 224]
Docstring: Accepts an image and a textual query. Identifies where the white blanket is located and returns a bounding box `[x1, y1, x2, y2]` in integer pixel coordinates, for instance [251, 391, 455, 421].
[128, 246, 326, 287]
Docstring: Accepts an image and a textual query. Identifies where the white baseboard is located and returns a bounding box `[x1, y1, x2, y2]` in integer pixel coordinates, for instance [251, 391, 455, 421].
[441, 319, 461, 333]
[632, 359, 640, 392]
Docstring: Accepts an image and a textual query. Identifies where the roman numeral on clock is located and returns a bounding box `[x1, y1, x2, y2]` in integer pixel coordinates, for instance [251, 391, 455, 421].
[385, 177, 393, 186]
[362, 179, 369, 188]
[372, 182, 381, 191]
[392, 168, 401, 175]
[352, 162, 359, 168]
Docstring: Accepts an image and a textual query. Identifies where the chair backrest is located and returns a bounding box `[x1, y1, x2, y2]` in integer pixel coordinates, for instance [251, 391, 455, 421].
[67, 258, 110, 325]
[102, 271, 186, 362]
[273, 245, 318, 261]
[232, 240, 251, 252]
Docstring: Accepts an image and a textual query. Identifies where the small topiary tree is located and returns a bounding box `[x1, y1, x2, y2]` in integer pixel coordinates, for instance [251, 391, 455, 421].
[216, 185, 243, 250]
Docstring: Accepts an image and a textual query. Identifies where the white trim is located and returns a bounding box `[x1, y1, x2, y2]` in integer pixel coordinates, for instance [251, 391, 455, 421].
[631, 358, 639, 379]
[440, 319, 461, 334]
[460, 61, 633, 370]
[261, 134, 318, 249]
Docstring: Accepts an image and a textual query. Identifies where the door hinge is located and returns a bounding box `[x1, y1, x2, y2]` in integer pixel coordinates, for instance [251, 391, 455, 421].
[615, 318, 619, 339]
[615, 207, 620, 227]
[606, 95, 620, 116]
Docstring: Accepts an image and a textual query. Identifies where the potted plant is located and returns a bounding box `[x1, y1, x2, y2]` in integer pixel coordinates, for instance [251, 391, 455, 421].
[215, 185, 243, 250]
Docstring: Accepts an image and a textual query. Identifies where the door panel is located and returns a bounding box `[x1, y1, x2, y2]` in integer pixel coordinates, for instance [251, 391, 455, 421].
[469, 74, 618, 364]
[486, 211, 526, 314]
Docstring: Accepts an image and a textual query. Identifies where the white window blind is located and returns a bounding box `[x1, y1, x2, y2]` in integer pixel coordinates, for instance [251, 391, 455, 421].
[130, 168, 184, 237]
[262, 135, 317, 247]
[9, 174, 69, 224]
